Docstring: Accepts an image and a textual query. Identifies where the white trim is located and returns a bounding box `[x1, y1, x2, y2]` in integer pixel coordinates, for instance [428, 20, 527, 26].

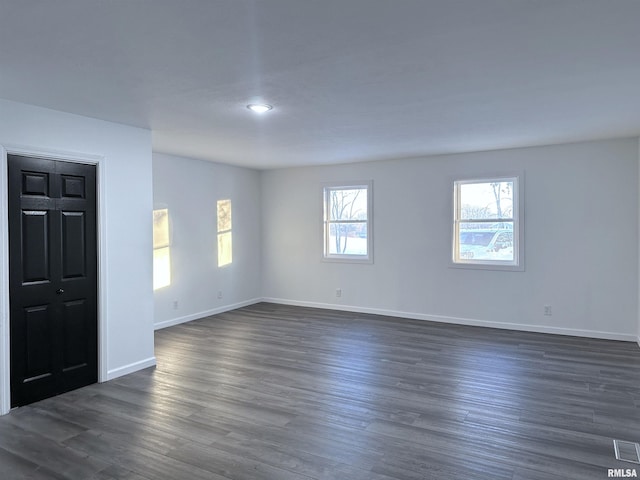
[106, 356, 156, 381]
[154, 298, 263, 331]
[0, 145, 107, 415]
[0, 147, 10, 415]
[1, 144, 103, 164]
[322, 180, 373, 264]
[262, 297, 639, 343]
[96, 160, 109, 385]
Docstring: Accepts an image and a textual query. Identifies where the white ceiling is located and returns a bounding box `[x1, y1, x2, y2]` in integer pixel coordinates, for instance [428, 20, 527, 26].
[1, 1, 639, 169]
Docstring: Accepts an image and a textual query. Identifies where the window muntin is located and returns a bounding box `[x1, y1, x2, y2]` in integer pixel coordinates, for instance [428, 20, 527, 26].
[153, 208, 171, 290]
[323, 183, 372, 262]
[453, 177, 521, 269]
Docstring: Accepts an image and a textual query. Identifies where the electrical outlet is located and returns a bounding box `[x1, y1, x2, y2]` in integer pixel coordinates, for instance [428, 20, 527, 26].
[336, 288, 342, 298]
[544, 305, 552, 316]
[217, 290, 223, 299]
[173, 300, 178, 310]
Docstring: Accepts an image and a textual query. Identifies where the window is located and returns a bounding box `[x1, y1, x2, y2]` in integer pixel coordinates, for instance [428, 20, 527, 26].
[323, 182, 372, 262]
[217, 199, 232, 267]
[452, 176, 522, 270]
[153, 208, 171, 289]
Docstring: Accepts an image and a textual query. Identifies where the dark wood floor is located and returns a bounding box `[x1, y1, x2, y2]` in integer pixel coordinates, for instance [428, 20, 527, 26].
[1, 302, 640, 479]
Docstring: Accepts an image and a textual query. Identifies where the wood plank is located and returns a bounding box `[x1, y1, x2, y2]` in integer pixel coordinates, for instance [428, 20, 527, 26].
[0, 302, 639, 479]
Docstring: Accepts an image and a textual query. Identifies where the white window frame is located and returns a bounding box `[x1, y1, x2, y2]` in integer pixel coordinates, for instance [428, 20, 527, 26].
[322, 181, 373, 263]
[451, 175, 524, 271]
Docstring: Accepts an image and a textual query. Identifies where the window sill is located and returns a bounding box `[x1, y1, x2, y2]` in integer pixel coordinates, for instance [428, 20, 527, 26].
[450, 260, 524, 272]
[322, 255, 373, 265]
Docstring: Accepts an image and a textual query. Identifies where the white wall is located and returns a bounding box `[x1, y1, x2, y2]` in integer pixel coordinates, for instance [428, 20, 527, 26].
[153, 153, 261, 328]
[0, 98, 156, 413]
[262, 138, 639, 341]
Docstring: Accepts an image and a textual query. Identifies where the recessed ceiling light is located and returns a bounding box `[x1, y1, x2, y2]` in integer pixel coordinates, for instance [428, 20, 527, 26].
[247, 103, 273, 114]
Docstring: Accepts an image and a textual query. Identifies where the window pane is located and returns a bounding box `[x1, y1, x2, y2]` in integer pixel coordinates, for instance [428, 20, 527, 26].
[153, 246, 171, 290]
[218, 231, 232, 267]
[217, 199, 232, 232]
[328, 188, 367, 221]
[327, 222, 368, 255]
[323, 183, 372, 261]
[458, 226, 514, 261]
[460, 181, 513, 220]
[453, 176, 520, 268]
[153, 209, 170, 248]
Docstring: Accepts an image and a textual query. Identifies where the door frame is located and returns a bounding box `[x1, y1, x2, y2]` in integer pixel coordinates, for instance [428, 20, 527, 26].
[0, 144, 107, 415]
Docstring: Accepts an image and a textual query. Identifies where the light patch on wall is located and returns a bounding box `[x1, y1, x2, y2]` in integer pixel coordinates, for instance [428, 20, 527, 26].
[217, 199, 232, 267]
[153, 208, 171, 289]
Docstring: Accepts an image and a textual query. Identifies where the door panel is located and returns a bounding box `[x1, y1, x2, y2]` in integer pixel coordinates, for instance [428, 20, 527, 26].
[22, 171, 49, 196]
[8, 154, 97, 407]
[21, 211, 50, 283]
[23, 305, 53, 382]
[61, 175, 85, 198]
[62, 299, 89, 371]
[61, 211, 86, 279]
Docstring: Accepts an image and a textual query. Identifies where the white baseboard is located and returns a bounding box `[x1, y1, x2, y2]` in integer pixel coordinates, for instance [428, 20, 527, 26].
[106, 356, 156, 381]
[262, 297, 639, 343]
[154, 298, 263, 331]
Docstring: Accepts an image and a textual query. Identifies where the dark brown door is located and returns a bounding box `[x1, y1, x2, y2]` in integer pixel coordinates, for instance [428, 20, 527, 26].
[8, 154, 97, 407]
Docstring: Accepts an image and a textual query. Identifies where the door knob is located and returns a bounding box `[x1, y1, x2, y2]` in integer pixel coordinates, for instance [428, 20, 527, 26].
[56, 289, 64, 295]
